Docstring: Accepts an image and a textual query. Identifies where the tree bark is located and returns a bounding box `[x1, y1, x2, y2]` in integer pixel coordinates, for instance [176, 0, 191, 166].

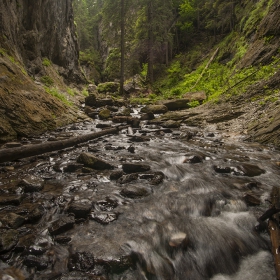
[147, 0, 154, 84]
[120, 0, 125, 95]
[0, 126, 127, 164]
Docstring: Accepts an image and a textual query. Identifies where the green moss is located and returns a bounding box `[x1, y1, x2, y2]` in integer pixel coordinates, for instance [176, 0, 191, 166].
[42, 58, 51, 67]
[188, 100, 200, 108]
[82, 88, 89, 97]
[41, 76, 54, 86]
[97, 82, 119, 93]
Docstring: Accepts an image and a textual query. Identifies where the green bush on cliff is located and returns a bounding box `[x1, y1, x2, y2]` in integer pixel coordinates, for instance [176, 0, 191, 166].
[41, 76, 54, 86]
[45, 87, 72, 106]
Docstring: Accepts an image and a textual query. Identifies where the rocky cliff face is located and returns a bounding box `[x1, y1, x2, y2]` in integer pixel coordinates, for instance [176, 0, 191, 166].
[0, 0, 86, 142]
[0, 0, 83, 82]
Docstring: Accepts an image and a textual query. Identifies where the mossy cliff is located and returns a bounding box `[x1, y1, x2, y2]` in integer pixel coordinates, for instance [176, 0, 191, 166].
[0, 0, 86, 142]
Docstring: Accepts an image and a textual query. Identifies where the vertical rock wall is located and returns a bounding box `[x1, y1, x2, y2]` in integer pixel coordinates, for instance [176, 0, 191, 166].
[0, 0, 83, 82]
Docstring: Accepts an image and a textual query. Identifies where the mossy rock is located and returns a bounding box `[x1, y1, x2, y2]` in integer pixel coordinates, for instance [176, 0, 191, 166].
[99, 108, 111, 120]
[97, 82, 119, 93]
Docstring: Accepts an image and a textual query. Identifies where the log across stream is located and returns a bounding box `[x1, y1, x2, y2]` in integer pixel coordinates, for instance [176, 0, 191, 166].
[0, 117, 279, 279]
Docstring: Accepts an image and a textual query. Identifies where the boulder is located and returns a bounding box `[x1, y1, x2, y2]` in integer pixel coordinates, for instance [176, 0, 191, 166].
[77, 153, 114, 170]
[68, 251, 95, 271]
[0, 195, 22, 206]
[18, 175, 44, 192]
[67, 202, 92, 218]
[97, 82, 119, 93]
[99, 109, 111, 120]
[96, 98, 114, 107]
[122, 163, 150, 173]
[141, 105, 168, 114]
[85, 93, 97, 107]
[158, 99, 190, 111]
[162, 120, 181, 128]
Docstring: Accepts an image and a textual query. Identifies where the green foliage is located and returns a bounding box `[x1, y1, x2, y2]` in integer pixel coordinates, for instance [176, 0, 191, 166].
[103, 48, 121, 80]
[188, 100, 200, 107]
[45, 87, 72, 106]
[82, 88, 89, 97]
[40, 76, 54, 86]
[42, 58, 51, 67]
[140, 63, 148, 80]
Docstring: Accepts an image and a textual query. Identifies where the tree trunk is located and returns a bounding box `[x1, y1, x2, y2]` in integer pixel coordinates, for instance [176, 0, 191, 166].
[120, 0, 125, 94]
[147, 0, 154, 84]
[0, 126, 127, 164]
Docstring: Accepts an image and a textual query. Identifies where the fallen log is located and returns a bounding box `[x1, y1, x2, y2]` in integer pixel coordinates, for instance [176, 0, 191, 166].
[0, 126, 127, 164]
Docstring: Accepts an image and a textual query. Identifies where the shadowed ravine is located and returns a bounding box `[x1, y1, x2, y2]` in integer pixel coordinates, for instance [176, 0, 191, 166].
[0, 108, 279, 279]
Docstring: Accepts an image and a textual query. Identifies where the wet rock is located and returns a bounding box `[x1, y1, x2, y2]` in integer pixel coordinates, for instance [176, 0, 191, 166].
[48, 215, 75, 235]
[117, 173, 138, 184]
[96, 255, 133, 274]
[64, 163, 84, 173]
[140, 112, 155, 120]
[89, 212, 118, 225]
[99, 109, 111, 120]
[0, 194, 22, 206]
[120, 186, 151, 198]
[0, 267, 25, 279]
[106, 105, 119, 112]
[105, 144, 125, 151]
[0, 229, 19, 253]
[67, 202, 92, 218]
[117, 107, 132, 116]
[127, 117, 140, 128]
[243, 193, 261, 206]
[234, 164, 265, 177]
[77, 153, 114, 170]
[214, 165, 231, 173]
[95, 198, 118, 212]
[16, 203, 44, 223]
[169, 232, 188, 247]
[140, 105, 168, 114]
[68, 251, 95, 271]
[85, 93, 97, 107]
[15, 234, 36, 252]
[149, 172, 165, 185]
[18, 175, 44, 193]
[27, 245, 46, 256]
[54, 236, 72, 244]
[122, 163, 150, 173]
[23, 255, 48, 270]
[245, 182, 259, 190]
[1, 213, 25, 229]
[162, 120, 181, 128]
[127, 145, 135, 153]
[109, 170, 124, 180]
[184, 155, 203, 164]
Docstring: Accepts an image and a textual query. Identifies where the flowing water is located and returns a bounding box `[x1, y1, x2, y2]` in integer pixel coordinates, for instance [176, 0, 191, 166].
[0, 111, 279, 280]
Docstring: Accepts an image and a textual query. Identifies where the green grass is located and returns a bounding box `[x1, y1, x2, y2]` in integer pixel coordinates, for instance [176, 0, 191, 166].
[41, 76, 54, 86]
[42, 58, 51, 67]
[45, 87, 72, 106]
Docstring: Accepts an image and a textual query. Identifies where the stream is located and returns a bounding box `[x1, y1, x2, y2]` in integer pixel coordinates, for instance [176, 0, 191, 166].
[0, 107, 280, 280]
